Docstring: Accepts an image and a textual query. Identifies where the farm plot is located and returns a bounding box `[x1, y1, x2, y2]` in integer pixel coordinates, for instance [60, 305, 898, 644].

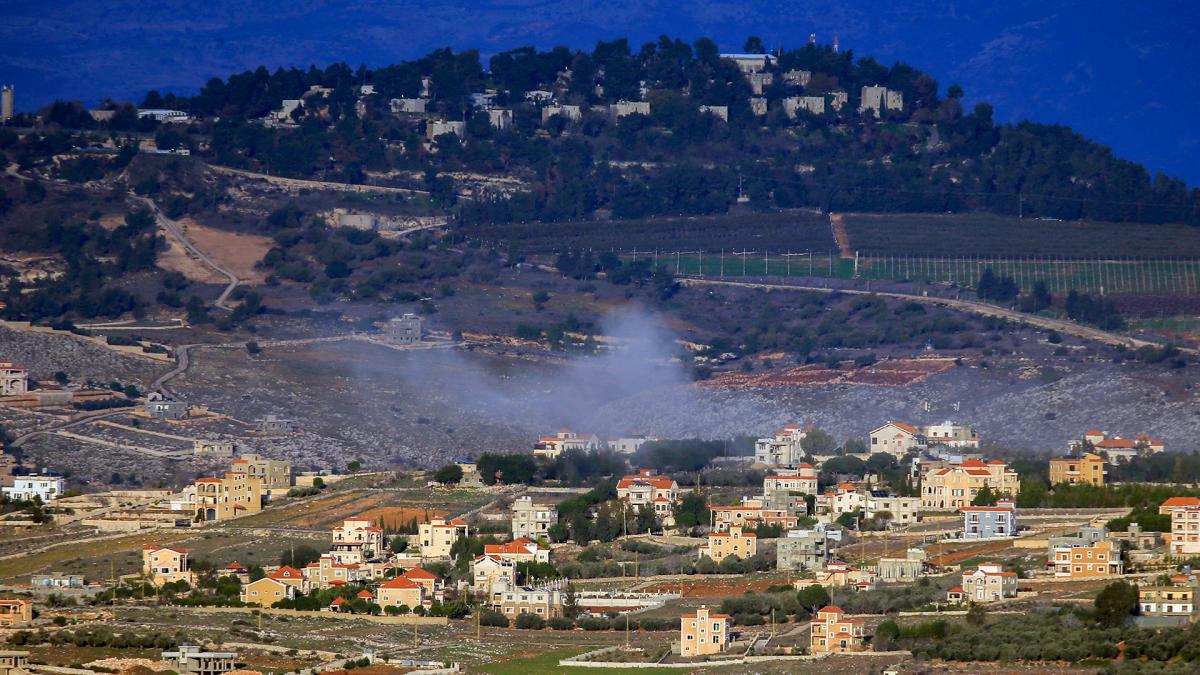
[464, 210, 835, 254]
[841, 212, 1200, 258]
[702, 358, 957, 389]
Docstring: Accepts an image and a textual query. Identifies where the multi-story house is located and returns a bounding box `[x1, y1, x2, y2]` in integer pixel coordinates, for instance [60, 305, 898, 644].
[763, 465, 818, 496]
[497, 587, 562, 620]
[921, 459, 1019, 510]
[192, 470, 263, 522]
[864, 494, 920, 526]
[471, 554, 516, 595]
[810, 605, 866, 654]
[418, 516, 468, 558]
[710, 503, 797, 533]
[1139, 576, 1195, 621]
[777, 528, 833, 572]
[1163, 497, 1200, 555]
[330, 517, 386, 565]
[142, 546, 192, 586]
[960, 500, 1018, 539]
[859, 85, 904, 117]
[483, 537, 550, 564]
[959, 562, 1018, 602]
[698, 525, 757, 562]
[810, 560, 877, 590]
[1052, 540, 1123, 578]
[266, 566, 309, 594]
[1049, 453, 1107, 487]
[1, 475, 64, 502]
[378, 576, 426, 610]
[819, 483, 864, 515]
[616, 470, 678, 525]
[754, 423, 810, 467]
[921, 422, 979, 448]
[397, 567, 444, 602]
[510, 496, 558, 540]
[608, 435, 655, 455]
[304, 554, 363, 589]
[532, 429, 600, 459]
[680, 605, 731, 657]
[869, 422, 923, 457]
[0, 599, 32, 627]
[240, 577, 296, 608]
[231, 454, 292, 489]
[1076, 430, 1164, 462]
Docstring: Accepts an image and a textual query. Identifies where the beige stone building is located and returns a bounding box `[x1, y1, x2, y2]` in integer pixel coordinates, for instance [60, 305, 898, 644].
[497, 587, 561, 620]
[232, 454, 292, 489]
[240, 577, 296, 608]
[698, 525, 757, 562]
[680, 605, 730, 656]
[810, 605, 866, 653]
[193, 470, 263, 522]
[0, 599, 32, 627]
[1049, 453, 1107, 487]
[330, 517, 386, 564]
[418, 516, 468, 558]
[921, 459, 1019, 510]
[959, 562, 1018, 602]
[1053, 540, 1123, 578]
[377, 576, 425, 610]
[142, 546, 192, 586]
[1163, 497, 1200, 555]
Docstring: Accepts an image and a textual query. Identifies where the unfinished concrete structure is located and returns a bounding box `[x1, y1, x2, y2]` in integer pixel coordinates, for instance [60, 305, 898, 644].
[256, 415, 295, 434]
[145, 392, 188, 420]
[0, 362, 29, 396]
[385, 313, 423, 344]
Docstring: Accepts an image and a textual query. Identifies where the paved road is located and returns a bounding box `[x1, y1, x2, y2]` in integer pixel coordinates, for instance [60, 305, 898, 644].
[680, 277, 1196, 354]
[135, 196, 240, 310]
[9, 409, 134, 448]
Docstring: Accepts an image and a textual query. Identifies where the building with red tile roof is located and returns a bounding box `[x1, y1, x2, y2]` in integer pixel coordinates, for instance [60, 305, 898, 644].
[680, 605, 731, 656]
[810, 605, 866, 653]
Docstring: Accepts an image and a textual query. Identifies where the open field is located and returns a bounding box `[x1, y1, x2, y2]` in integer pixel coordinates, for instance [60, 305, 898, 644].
[464, 210, 835, 253]
[841, 212, 1200, 258]
[704, 358, 957, 389]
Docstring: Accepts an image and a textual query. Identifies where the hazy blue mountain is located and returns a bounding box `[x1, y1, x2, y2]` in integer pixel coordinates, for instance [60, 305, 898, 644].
[2, 0, 1197, 184]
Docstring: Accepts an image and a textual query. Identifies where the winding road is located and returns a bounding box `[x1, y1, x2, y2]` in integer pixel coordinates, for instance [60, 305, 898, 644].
[134, 196, 240, 310]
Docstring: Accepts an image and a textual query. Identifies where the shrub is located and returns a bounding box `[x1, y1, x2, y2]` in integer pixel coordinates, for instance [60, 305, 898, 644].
[515, 612, 546, 629]
[547, 616, 574, 630]
[577, 616, 611, 631]
[479, 609, 509, 627]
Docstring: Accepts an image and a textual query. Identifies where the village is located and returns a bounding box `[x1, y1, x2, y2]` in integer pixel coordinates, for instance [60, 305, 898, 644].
[2, 388, 1197, 673]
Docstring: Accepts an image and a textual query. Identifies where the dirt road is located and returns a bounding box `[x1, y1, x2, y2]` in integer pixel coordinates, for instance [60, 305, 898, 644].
[680, 277, 1194, 354]
[135, 196, 240, 310]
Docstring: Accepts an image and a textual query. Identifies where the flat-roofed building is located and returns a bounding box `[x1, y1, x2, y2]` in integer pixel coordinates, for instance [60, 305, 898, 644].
[1049, 453, 1106, 487]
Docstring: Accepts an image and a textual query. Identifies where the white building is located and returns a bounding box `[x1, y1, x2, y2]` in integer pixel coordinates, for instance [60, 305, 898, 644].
[922, 422, 979, 448]
[137, 109, 191, 123]
[427, 120, 465, 140]
[3, 475, 65, 502]
[542, 105, 583, 123]
[782, 96, 826, 117]
[720, 53, 771, 74]
[697, 105, 728, 122]
[763, 465, 818, 496]
[609, 101, 650, 118]
[532, 429, 600, 459]
[274, 99, 302, 122]
[864, 494, 920, 526]
[391, 98, 428, 114]
[486, 108, 513, 130]
[754, 423, 810, 467]
[859, 86, 903, 117]
[608, 435, 655, 455]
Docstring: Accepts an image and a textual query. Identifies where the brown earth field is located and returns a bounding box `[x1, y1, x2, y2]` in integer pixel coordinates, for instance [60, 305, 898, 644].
[159, 216, 273, 284]
[702, 357, 958, 389]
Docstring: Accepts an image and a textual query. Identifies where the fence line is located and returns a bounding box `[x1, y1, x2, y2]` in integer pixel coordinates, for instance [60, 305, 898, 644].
[612, 250, 1200, 296]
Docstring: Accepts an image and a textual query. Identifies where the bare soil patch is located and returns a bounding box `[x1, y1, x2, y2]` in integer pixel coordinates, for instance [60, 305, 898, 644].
[702, 357, 957, 389]
[176, 217, 272, 283]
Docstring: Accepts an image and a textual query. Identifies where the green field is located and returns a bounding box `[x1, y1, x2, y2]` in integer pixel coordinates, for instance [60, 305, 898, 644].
[842, 212, 1200, 258]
